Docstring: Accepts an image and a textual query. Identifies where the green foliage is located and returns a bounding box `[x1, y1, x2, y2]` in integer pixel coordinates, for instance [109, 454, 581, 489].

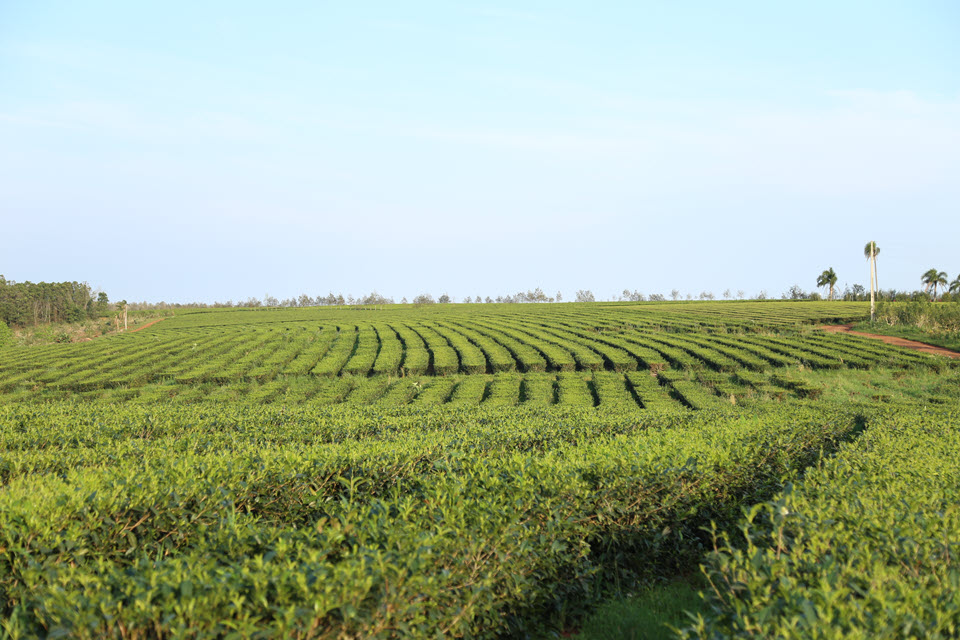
[816, 267, 838, 300]
[0, 402, 867, 638]
[875, 299, 960, 334]
[312, 326, 358, 377]
[0, 301, 958, 636]
[0, 320, 10, 349]
[921, 268, 949, 299]
[0, 277, 98, 326]
[684, 407, 960, 639]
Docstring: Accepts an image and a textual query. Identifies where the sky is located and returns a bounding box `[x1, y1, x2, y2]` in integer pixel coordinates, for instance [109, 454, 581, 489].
[1, 1, 958, 304]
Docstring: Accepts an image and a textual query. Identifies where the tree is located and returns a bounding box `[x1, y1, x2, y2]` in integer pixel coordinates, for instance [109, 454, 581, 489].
[361, 291, 393, 305]
[575, 290, 595, 303]
[950, 275, 960, 295]
[438, 293, 451, 304]
[864, 241, 880, 321]
[670, 289, 680, 301]
[921, 269, 948, 300]
[816, 268, 838, 300]
[112, 299, 128, 332]
[784, 285, 807, 300]
[96, 291, 110, 315]
[0, 278, 96, 327]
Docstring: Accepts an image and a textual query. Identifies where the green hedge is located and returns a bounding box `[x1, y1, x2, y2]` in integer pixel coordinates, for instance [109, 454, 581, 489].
[0, 402, 866, 638]
[686, 406, 960, 638]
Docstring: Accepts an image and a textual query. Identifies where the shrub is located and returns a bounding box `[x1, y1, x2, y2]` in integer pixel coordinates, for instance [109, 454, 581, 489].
[0, 320, 10, 348]
[876, 300, 960, 333]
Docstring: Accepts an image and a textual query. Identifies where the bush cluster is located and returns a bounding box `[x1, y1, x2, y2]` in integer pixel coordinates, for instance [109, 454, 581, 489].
[686, 406, 960, 638]
[876, 300, 960, 334]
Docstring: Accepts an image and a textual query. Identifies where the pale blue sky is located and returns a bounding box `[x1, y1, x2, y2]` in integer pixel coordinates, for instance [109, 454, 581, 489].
[2, 1, 958, 303]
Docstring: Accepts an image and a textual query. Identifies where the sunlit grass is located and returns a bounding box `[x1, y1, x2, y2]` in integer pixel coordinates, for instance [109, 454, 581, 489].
[571, 580, 707, 640]
[794, 367, 960, 404]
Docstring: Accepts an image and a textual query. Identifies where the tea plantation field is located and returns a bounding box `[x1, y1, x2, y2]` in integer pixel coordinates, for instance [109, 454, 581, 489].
[0, 301, 946, 408]
[1, 301, 957, 638]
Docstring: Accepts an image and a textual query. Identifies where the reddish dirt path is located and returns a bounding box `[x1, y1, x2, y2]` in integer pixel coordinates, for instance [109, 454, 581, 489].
[130, 317, 167, 333]
[820, 324, 960, 359]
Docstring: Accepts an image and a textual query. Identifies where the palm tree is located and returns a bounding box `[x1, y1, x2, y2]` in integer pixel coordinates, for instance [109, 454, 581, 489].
[921, 269, 948, 300]
[950, 275, 960, 295]
[816, 268, 838, 300]
[864, 241, 880, 321]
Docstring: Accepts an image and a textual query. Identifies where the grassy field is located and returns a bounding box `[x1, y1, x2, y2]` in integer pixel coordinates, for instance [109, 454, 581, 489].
[1, 301, 957, 638]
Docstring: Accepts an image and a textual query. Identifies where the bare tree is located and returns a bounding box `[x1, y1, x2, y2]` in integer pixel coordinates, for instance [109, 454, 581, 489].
[575, 290, 595, 302]
[670, 289, 680, 300]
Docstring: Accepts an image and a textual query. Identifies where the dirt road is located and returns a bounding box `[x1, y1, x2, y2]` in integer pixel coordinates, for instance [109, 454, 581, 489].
[820, 324, 960, 359]
[130, 317, 167, 333]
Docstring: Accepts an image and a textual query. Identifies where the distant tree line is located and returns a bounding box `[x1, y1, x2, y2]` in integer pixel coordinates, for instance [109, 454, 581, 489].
[128, 288, 576, 308]
[125, 287, 778, 309]
[0, 276, 109, 327]
[784, 283, 960, 303]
